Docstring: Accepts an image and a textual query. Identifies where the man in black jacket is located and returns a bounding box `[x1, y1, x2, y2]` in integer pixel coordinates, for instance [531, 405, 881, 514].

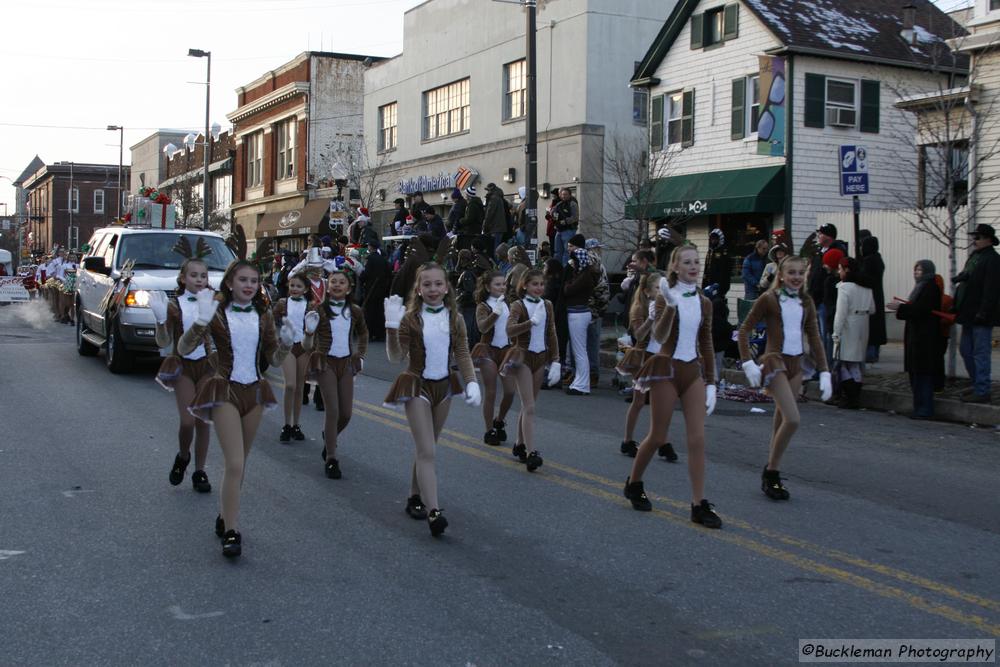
[807, 223, 849, 360]
[954, 223, 1000, 403]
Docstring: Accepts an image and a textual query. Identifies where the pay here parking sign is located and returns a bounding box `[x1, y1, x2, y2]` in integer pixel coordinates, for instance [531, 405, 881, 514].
[840, 145, 869, 196]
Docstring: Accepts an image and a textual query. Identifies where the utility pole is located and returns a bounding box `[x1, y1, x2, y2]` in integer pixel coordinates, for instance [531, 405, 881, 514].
[188, 48, 212, 230]
[525, 0, 538, 248]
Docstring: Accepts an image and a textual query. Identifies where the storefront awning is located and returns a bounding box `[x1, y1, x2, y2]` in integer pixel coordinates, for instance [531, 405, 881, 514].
[625, 165, 785, 219]
[256, 199, 330, 238]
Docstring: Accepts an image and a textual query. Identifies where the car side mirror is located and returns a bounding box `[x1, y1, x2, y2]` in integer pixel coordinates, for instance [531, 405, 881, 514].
[83, 256, 110, 276]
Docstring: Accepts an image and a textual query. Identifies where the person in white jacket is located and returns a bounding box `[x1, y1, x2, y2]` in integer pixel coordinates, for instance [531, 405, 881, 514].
[832, 256, 876, 409]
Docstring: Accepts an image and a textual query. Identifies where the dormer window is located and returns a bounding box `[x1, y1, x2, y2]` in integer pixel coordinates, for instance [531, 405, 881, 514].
[690, 4, 739, 50]
[991, 0, 1000, 10]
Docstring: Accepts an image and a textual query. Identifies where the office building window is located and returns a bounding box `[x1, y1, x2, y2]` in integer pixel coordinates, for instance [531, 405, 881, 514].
[423, 78, 470, 140]
[94, 189, 105, 214]
[378, 102, 397, 151]
[503, 60, 526, 121]
[69, 187, 79, 213]
[276, 119, 296, 180]
[246, 132, 263, 187]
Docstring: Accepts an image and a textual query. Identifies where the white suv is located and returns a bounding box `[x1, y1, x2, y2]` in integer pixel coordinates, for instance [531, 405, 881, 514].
[75, 226, 236, 373]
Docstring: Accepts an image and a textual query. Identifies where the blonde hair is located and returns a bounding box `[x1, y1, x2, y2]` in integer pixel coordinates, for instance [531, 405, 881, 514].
[406, 262, 459, 326]
[765, 254, 811, 301]
[667, 244, 699, 288]
[629, 271, 661, 323]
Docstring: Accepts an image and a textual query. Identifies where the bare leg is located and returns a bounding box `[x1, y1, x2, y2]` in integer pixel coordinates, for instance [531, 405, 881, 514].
[629, 381, 679, 484]
[498, 372, 516, 421]
[405, 398, 442, 510]
[512, 366, 537, 450]
[767, 373, 802, 470]
[173, 376, 196, 460]
[318, 369, 341, 460]
[281, 354, 297, 425]
[212, 404, 255, 532]
[292, 353, 309, 424]
[480, 360, 499, 428]
[678, 378, 708, 503]
[623, 389, 645, 442]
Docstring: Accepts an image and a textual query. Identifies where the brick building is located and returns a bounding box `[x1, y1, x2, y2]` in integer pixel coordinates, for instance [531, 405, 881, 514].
[156, 130, 237, 232]
[227, 51, 381, 255]
[19, 161, 131, 254]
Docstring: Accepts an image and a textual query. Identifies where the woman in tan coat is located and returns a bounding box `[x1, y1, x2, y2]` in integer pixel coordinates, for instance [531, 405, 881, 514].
[738, 255, 832, 501]
[832, 257, 875, 409]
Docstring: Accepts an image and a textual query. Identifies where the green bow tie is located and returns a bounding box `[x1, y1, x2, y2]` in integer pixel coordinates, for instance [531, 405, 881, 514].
[681, 290, 696, 298]
[781, 288, 800, 300]
[424, 305, 446, 314]
[330, 300, 346, 308]
[185, 296, 197, 302]
[231, 304, 254, 313]
[525, 296, 541, 304]
[290, 296, 304, 302]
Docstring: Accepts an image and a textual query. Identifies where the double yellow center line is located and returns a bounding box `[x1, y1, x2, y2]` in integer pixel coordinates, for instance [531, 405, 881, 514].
[353, 398, 1000, 635]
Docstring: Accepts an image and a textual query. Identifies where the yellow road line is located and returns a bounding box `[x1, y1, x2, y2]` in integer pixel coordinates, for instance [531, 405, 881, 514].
[356, 399, 1000, 621]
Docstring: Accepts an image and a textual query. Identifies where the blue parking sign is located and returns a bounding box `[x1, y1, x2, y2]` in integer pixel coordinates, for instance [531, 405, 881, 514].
[840, 145, 869, 196]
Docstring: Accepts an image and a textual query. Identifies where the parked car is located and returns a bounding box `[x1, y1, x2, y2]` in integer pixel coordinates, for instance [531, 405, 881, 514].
[75, 226, 236, 373]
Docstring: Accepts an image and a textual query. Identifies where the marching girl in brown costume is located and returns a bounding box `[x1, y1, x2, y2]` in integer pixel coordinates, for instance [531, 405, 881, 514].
[383, 262, 481, 536]
[303, 266, 369, 480]
[616, 272, 678, 462]
[182, 260, 295, 558]
[623, 245, 722, 529]
[470, 271, 516, 445]
[738, 255, 832, 501]
[273, 272, 313, 443]
[500, 269, 562, 472]
[149, 237, 216, 493]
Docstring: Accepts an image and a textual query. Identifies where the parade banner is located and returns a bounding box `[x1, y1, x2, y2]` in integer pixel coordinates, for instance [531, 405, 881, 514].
[757, 55, 786, 157]
[0, 277, 30, 303]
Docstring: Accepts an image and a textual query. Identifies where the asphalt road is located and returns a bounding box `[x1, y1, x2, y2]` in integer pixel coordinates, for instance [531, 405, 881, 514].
[2, 301, 999, 666]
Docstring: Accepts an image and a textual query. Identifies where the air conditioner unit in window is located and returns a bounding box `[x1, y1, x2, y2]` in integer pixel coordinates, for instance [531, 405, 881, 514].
[827, 107, 857, 127]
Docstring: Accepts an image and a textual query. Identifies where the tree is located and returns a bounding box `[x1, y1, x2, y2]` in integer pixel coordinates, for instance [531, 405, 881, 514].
[167, 178, 230, 234]
[317, 134, 394, 210]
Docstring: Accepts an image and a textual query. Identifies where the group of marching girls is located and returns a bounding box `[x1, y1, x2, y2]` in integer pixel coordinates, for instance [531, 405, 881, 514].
[148, 233, 832, 558]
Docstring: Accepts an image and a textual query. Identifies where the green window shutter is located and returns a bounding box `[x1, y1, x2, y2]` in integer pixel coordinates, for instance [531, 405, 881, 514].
[860, 79, 880, 133]
[690, 13, 704, 49]
[650, 95, 664, 151]
[804, 73, 826, 128]
[682, 90, 695, 147]
[723, 4, 739, 40]
[731, 78, 746, 140]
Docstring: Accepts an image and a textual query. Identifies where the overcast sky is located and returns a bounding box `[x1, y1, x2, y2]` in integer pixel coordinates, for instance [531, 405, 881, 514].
[0, 0, 971, 211]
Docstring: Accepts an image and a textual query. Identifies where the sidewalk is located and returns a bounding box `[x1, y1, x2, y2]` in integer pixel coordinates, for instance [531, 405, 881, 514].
[599, 337, 1000, 426]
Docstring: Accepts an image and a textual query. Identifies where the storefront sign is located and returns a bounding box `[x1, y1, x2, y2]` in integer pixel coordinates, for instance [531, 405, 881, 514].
[757, 55, 786, 157]
[398, 172, 455, 195]
[662, 200, 708, 217]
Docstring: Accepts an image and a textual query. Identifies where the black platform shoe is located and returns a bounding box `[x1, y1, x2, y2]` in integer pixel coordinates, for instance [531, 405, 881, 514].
[691, 499, 722, 529]
[525, 450, 543, 472]
[168, 452, 190, 486]
[302, 385, 311, 405]
[512, 443, 527, 463]
[214, 514, 225, 539]
[279, 424, 293, 443]
[484, 428, 501, 446]
[493, 419, 507, 442]
[620, 440, 638, 457]
[657, 442, 678, 462]
[222, 530, 242, 558]
[191, 470, 212, 493]
[324, 458, 342, 479]
[428, 509, 448, 537]
[405, 494, 428, 520]
[291, 425, 305, 441]
[623, 477, 652, 511]
[761, 466, 790, 500]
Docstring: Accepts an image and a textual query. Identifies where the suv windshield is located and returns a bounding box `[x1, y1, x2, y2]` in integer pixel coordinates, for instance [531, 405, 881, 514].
[116, 233, 236, 272]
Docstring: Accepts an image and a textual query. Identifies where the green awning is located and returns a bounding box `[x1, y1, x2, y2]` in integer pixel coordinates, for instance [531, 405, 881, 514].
[625, 165, 785, 219]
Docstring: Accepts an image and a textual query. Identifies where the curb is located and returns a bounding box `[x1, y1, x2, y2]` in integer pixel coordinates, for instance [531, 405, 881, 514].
[598, 350, 999, 427]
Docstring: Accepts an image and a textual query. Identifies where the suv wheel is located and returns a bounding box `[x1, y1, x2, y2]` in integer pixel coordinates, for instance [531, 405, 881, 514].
[76, 305, 99, 357]
[105, 317, 134, 374]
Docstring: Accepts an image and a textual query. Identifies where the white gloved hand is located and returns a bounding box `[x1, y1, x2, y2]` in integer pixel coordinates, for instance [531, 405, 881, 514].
[546, 361, 561, 387]
[304, 310, 320, 335]
[819, 371, 833, 402]
[148, 290, 168, 324]
[529, 307, 544, 327]
[705, 384, 717, 416]
[647, 300, 657, 321]
[195, 289, 219, 325]
[742, 360, 763, 388]
[464, 381, 482, 406]
[659, 276, 677, 307]
[357, 357, 364, 373]
[279, 319, 296, 348]
[491, 294, 505, 316]
[384, 295, 405, 329]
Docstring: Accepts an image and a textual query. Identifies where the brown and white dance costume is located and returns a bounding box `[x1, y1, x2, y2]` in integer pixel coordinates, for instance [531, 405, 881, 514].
[384, 295, 479, 536]
[738, 288, 830, 500]
[624, 278, 722, 529]
[181, 290, 291, 557]
[470, 295, 515, 445]
[272, 294, 311, 442]
[500, 295, 560, 472]
[304, 296, 368, 479]
[153, 292, 216, 492]
[616, 288, 676, 460]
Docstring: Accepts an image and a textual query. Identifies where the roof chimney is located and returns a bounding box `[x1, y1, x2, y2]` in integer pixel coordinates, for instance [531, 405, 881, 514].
[901, 3, 917, 45]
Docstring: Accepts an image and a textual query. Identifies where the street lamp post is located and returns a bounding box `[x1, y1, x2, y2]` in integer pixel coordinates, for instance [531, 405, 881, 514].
[188, 48, 211, 231]
[106, 125, 124, 220]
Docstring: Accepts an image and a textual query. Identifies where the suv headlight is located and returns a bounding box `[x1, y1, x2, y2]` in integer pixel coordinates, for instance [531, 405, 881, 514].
[125, 289, 151, 307]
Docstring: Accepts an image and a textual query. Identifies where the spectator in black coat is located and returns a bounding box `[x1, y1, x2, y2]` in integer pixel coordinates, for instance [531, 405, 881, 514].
[361, 241, 389, 341]
[391, 198, 409, 235]
[953, 223, 1000, 403]
[888, 259, 943, 419]
[860, 234, 887, 361]
[702, 228, 731, 296]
